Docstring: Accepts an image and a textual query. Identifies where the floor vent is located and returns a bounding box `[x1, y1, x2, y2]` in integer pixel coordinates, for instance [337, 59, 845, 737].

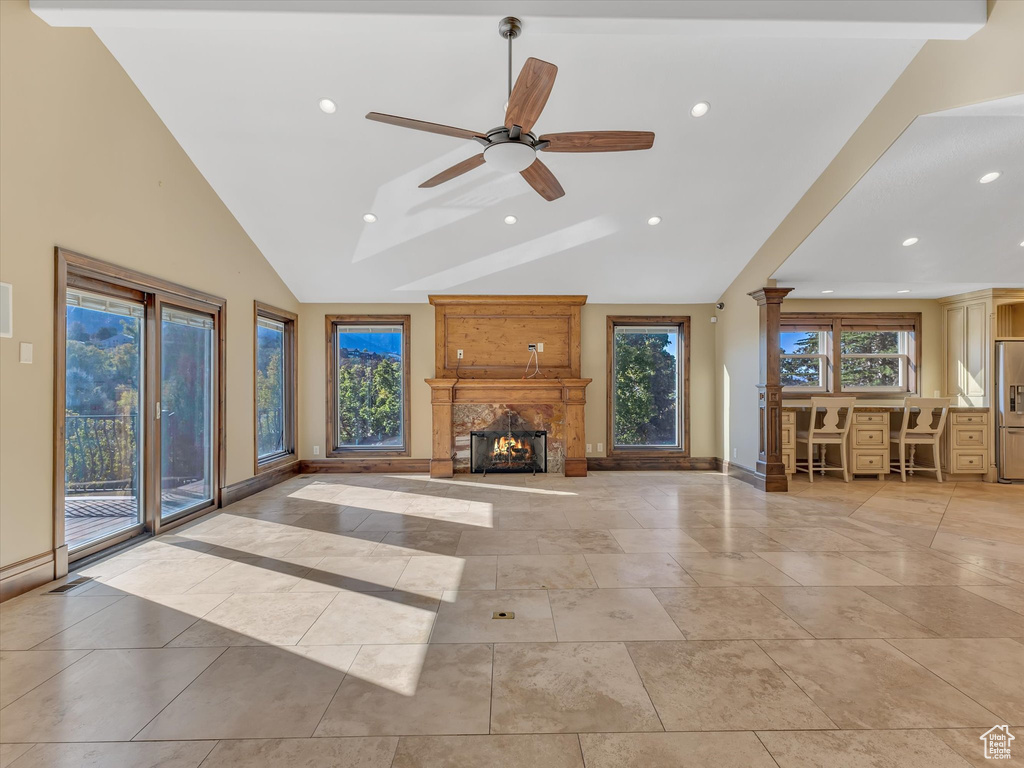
[46, 576, 94, 594]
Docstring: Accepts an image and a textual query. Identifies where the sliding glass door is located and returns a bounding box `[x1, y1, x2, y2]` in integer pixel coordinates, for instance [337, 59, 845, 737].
[57, 248, 226, 564]
[159, 304, 216, 521]
[64, 288, 145, 552]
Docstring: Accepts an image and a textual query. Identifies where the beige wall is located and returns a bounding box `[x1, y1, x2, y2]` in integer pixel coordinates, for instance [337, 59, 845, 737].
[298, 301, 718, 462]
[582, 304, 717, 458]
[0, 1, 298, 567]
[298, 304, 435, 460]
[715, 0, 1024, 470]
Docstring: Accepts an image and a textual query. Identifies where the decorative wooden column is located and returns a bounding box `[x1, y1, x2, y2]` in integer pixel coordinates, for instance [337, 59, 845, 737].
[749, 287, 794, 492]
[561, 379, 590, 477]
[427, 378, 456, 478]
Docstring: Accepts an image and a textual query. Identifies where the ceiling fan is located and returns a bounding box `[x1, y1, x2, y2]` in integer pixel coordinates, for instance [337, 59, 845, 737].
[365, 16, 655, 201]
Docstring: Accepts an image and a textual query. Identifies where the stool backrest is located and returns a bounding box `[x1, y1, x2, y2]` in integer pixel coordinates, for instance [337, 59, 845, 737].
[809, 397, 856, 438]
[898, 397, 950, 439]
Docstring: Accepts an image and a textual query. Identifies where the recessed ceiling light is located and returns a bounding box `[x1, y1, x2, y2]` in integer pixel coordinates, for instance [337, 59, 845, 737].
[821, 290, 834, 294]
[362, 213, 377, 223]
[318, 98, 337, 114]
[902, 237, 919, 247]
[647, 216, 662, 226]
[690, 102, 710, 118]
[504, 215, 517, 225]
[979, 171, 1001, 184]
[897, 289, 911, 294]
[1020, 240, 1024, 247]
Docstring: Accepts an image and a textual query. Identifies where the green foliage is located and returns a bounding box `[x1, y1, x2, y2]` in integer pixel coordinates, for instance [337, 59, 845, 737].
[780, 330, 905, 389]
[337, 351, 403, 447]
[256, 326, 285, 456]
[840, 331, 901, 388]
[613, 332, 678, 446]
[64, 316, 141, 491]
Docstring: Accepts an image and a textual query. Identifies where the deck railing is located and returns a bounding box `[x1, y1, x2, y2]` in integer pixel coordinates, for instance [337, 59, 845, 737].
[65, 414, 138, 493]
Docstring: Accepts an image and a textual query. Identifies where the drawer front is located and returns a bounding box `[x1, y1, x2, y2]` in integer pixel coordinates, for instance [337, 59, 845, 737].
[782, 451, 795, 474]
[952, 451, 987, 473]
[954, 427, 986, 448]
[782, 425, 795, 449]
[853, 427, 886, 448]
[781, 411, 795, 425]
[854, 413, 887, 425]
[953, 412, 988, 425]
[854, 452, 886, 472]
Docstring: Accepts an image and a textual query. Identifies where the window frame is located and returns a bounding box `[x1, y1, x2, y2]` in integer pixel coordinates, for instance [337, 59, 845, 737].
[253, 301, 298, 474]
[606, 315, 690, 457]
[780, 312, 921, 398]
[326, 314, 411, 458]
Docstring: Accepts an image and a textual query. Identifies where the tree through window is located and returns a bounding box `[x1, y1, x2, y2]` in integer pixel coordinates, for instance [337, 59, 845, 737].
[609, 318, 688, 452]
[328, 316, 410, 455]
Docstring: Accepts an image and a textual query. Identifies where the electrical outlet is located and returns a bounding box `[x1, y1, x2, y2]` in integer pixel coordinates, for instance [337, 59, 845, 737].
[313, 445, 320, 456]
[597, 442, 603, 452]
[457, 349, 464, 359]
[586, 443, 592, 453]
[19, 342, 32, 364]
[537, 342, 544, 352]
[733, 448, 737, 459]
[527, 343, 537, 352]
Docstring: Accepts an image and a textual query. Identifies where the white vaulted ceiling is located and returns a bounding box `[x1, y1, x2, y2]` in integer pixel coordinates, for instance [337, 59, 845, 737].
[33, 1, 986, 302]
[774, 95, 1024, 298]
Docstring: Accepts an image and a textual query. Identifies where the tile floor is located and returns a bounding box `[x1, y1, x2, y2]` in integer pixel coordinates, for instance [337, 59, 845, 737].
[1, 471, 1023, 767]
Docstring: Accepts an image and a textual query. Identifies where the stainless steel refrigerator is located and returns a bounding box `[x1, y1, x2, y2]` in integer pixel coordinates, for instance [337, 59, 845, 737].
[997, 341, 1024, 482]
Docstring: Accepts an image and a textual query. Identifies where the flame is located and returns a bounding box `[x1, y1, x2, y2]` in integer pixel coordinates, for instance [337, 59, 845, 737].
[491, 435, 533, 462]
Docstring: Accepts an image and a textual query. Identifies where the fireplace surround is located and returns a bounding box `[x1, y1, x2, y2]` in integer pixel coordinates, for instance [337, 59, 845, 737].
[426, 295, 591, 477]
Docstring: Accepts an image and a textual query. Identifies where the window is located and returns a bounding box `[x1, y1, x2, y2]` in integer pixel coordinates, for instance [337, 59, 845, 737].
[780, 312, 920, 396]
[780, 328, 829, 390]
[840, 328, 910, 392]
[327, 315, 410, 456]
[254, 302, 297, 471]
[608, 316, 689, 454]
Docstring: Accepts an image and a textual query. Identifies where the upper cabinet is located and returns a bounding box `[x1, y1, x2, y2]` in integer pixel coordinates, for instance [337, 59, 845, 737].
[941, 290, 1024, 407]
[941, 295, 989, 406]
[996, 301, 1024, 339]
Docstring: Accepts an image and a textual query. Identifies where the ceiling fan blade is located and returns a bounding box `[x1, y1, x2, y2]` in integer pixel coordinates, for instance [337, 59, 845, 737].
[520, 158, 564, 201]
[539, 131, 655, 152]
[419, 154, 486, 188]
[504, 58, 557, 134]
[366, 112, 486, 141]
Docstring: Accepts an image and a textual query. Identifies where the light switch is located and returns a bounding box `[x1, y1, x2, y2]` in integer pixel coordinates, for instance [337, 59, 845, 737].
[586, 443, 592, 453]
[19, 342, 32, 363]
[313, 445, 320, 455]
[597, 442, 603, 452]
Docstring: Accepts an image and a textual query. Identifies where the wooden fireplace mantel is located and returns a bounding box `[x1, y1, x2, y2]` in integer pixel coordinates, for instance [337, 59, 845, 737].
[426, 377, 591, 478]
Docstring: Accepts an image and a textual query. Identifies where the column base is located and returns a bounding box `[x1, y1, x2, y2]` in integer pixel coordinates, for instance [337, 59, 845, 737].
[563, 457, 588, 477]
[429, 458, 454, 478]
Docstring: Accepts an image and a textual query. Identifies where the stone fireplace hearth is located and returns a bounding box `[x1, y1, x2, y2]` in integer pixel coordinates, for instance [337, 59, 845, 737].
[457, 405, 563, 474]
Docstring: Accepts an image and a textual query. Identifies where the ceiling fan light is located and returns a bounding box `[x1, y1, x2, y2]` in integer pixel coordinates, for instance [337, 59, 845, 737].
[484, 142, 536, 174]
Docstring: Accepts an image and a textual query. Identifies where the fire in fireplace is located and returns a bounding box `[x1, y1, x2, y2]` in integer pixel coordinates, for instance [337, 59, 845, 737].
[470, 429, 547, 474]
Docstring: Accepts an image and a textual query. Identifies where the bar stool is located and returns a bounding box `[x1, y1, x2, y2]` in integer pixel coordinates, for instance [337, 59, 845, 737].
[796, 398, 856, 482]
[890, 397, 950, 482]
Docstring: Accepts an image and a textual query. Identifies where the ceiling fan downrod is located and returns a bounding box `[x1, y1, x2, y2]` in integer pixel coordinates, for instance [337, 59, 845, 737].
[498, 16, 522, 99]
